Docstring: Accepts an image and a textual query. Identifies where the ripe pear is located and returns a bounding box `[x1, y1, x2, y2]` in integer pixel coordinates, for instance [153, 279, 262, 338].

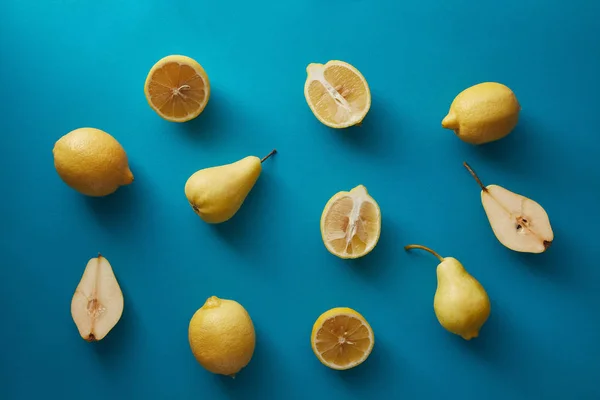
[185, 150, 276, 224]
[464, 162, 553, 253]
[405, 244, 491, 340]
[71, 254, 124, 342]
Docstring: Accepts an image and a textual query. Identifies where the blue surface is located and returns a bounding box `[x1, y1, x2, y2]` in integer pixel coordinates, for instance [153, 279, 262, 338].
[1, 0, 599, 399]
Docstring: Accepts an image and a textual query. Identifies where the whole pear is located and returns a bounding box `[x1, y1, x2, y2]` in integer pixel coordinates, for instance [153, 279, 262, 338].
[185, 150, 276, 223]
[405, 244, 491, 340]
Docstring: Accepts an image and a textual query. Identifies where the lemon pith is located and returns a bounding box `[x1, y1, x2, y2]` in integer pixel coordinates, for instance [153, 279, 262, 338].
[144, 55, 210, 123]
[311, 307, 375, 370]
[320, 185, 381, 259]
[304, 60, 371, 128]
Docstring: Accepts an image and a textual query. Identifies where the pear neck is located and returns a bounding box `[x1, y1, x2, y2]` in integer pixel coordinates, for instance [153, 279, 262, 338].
[261, 149, 277, 163]
[463, 162, 487, 192]
[404, 244, 444, 263]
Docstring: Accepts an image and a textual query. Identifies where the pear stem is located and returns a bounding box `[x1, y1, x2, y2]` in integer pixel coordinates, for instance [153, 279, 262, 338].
[404, 244, 444, 262]
[463, 162, 487, 192]
[261, 149, 277, 163]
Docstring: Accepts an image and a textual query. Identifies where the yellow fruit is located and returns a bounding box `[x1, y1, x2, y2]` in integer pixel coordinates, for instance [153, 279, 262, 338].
[442, 82, 521, 145]
[304, 60, 371, 128]
[188, 296, 255, 377]
[144, 55, 210, 123]
[311, 307, 375, 370]
[320, 185, 381, 259]
[53, 128, 134, 197]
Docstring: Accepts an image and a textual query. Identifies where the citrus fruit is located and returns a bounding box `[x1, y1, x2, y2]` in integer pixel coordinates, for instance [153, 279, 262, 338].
[52, 127, 134, 197]
[320, 185, 381, 259]
[304, 60, 371, 128]
[442, 82, 521, 145]
[188, 296, 255, 377]
[144, 55, 210, 123]
[311, 307, 375, 370]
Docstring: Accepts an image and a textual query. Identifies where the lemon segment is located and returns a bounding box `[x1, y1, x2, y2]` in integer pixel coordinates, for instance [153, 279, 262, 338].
[304, 60, 371, 128]
[311, 307, 375, 370]
[320, 185, 381, 259]
[144, 55, 210, 123]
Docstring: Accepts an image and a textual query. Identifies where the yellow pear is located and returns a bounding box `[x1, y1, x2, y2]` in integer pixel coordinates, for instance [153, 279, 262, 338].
[464, 162, 553, 253]
[405, 244, 491, 340]
[442, 82, 521, 145]
[71, 254, 124, 342]
[184, 150, 276, 223]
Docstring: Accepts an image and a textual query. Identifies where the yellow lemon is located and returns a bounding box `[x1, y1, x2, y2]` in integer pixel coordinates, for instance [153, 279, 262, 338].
[304, 60, 371, 128]
[188, 296, 255, 377]
[320, 185, 381, 259]
[311, 307, 375, 370]
[144, 55, 210, 122]
[53, 128, 134, 197]
[442, 82, 521, 145]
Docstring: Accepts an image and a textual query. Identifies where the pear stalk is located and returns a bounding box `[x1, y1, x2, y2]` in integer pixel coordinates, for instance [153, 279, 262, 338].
[404, 244, 444, 262]
[261, 149, 277, 163]
[463, 162, 487, 192]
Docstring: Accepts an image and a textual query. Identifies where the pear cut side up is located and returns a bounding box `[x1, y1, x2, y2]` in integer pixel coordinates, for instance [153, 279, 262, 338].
[71, 255, 124, 342]
[482, 185, 553, 253]
[464, 162, 553, 253]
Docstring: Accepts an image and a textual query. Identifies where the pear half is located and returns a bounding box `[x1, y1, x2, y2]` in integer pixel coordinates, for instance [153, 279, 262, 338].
[71, 254, 124, 342]
[464, 162, 553, 253]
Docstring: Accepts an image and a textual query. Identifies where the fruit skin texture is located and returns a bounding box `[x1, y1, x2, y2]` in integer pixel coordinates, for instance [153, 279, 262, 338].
[320, 185, 381, 259]
[144, 54, 210, 123]
[188, 296, 255, 377]
[405, 245, 491, 340]
[434, 257, 491, 340]
[311, 307, 375, 370]
[53, 128, 134, 197]
[185, 156, 262, 224]
[442, 82, 521, 145]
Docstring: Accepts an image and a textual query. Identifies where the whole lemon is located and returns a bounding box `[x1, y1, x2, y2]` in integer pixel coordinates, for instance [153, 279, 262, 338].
[188, 296, 255, 377]
[442, 82, 521, 145]
[53, 128, 134, 196]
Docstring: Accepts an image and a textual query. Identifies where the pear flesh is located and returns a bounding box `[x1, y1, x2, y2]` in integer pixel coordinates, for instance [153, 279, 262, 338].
[464, 162, 553, 253]
[185, 150, 276, 224]
[405, 245, 491, 340]
[71, 255, 124, 342]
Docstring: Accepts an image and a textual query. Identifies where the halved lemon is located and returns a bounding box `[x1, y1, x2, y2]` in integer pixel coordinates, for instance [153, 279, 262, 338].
[144, 55, 210, 122]
[320, 185, 381, 259]
[311, 307, 375, 370]
[304, 60, 371, 128]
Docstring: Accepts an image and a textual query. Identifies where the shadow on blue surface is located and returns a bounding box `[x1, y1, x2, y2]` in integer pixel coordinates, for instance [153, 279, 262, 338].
[208, 173, 274, 256]
[178, 89, 225, 144]
[335, 336, 397, 387]
[211, 326, 283, 400]
[339, 216, 402, 283]
[83, 166, 146, 234]
[333, 98, 403, 159]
